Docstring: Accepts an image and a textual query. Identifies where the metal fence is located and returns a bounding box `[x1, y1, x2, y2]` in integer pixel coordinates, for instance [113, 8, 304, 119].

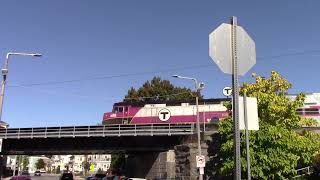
[0, 123, 196, 139]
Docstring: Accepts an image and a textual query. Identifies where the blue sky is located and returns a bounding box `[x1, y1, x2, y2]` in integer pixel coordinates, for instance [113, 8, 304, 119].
[0, 1, 319, 127]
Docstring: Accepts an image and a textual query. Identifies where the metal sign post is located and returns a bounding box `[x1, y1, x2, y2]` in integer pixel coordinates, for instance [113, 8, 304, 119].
[231, 16, 241, 180]
[209, 16, 256, 180]
[244, 92, 251, 180]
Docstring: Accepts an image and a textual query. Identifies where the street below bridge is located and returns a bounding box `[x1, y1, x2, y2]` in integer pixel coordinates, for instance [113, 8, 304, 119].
[3, 174, 83, 180]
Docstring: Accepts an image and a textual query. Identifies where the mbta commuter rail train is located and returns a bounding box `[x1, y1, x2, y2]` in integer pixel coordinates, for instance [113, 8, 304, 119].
[288, 93, 320, 122]
[102, 98, 230, 125]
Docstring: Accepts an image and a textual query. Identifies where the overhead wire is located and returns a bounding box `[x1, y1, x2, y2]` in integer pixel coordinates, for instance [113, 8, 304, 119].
[4, 48, 320, 102]
[7, 48, 320, 88]
[122, 91, 191, 101]
[10, 83, 121, 102]
[9, 83, 192, 102]
[8, 64, 212, 87]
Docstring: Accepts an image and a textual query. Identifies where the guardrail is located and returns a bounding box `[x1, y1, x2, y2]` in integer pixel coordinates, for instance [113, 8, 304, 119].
[284, 166, 313, 180]
[0, 124, 196, 139]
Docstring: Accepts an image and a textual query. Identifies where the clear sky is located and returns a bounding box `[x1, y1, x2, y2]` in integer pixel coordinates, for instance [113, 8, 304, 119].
[0, 0, 319, 128]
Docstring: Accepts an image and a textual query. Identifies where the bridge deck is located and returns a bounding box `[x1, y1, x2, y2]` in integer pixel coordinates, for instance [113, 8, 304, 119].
[0, 124, 196, 139]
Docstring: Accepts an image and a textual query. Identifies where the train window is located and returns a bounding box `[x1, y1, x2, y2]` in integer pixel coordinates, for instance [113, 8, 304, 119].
[305, 108, 319, 115]
[125, 106, 128, 112]
[210, 117, 219, 124]
[118, 107, 123, 112]
[296, 108, 303, 115]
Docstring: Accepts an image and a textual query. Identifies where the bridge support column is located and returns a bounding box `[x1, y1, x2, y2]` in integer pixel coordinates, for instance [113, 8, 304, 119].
[174, 143, 208, 180]
[126, 150, 176, 179]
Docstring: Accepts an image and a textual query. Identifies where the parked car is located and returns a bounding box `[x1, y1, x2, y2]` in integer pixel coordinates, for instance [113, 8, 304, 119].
[34, 170, 41, 176]
[90, 173, 106, 180]
[85, 175, 94, 180]
[10, 171, 31, 180]
[102, 176, 123, 180]
[60, 172, 74, 180]
[40, 169, 46, 173]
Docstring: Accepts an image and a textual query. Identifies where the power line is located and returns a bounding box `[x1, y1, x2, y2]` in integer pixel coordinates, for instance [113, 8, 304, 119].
[9, 84, 120, 102]
[123, 92, 190, 100]
[8, 64, 212, 87]
[258, 49, 320, 60]
[7, 48, 320, 87]
[9, 83, 191, 102]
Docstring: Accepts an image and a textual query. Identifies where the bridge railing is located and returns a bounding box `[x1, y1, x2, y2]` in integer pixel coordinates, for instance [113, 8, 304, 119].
[0, 124, 196, 139]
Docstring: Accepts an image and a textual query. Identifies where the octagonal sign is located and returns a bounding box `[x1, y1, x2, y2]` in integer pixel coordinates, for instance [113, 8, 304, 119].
[209, 23, 256, 76]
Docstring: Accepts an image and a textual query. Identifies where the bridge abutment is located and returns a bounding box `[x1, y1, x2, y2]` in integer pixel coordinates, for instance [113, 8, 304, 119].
[174, 142, 208, 180]
[125, 137, 210, 180]
[126, 150, 176, 179]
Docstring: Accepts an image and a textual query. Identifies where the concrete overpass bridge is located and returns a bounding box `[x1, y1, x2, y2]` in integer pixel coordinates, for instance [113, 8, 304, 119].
[0, 124, 318, 179]
[0, 123, 206, 179]
[0, 124, 197, 155]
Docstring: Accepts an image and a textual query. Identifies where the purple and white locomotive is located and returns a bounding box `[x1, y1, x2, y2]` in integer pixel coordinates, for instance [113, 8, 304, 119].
[288, 93, 320, 122]
[102, 98, 229, 125]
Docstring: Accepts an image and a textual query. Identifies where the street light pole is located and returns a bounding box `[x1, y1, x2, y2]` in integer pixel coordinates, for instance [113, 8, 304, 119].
[172, 75, 204, 180]
[0, 52, 42, 122]
[0, 52, 42, 177]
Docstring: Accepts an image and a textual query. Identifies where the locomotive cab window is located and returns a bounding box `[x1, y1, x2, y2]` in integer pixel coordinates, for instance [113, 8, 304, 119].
[113, 106, 125, 113]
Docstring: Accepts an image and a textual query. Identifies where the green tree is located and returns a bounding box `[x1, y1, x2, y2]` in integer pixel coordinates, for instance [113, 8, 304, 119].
[56, 165, 60, 174]
[35, 159, 46, 170]
[110, 152, 125, 170]
[82, 160, 90, 176]
[22, 156, 29, 171]
[124, 76, 201, 102]
[206, 71, 320, 179]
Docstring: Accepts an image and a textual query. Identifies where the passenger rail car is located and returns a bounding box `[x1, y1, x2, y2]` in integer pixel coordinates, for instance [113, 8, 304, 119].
[288, 93, 320, 122]
[102, 98, 230, 125]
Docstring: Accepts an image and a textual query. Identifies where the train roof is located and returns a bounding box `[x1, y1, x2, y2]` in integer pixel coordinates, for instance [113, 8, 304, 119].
[113, 98, 231, 107]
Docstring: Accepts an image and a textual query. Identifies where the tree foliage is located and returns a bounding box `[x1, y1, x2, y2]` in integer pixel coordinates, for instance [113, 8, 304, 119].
[110, 152, 125, 170]
[82, 159, 90, 175]
[56, 165, 61, 174]
[207, 71, 320, 179]
[35, 159, 46, 170]
[124, 76, 201, 102]
[22, 156, 29, 171]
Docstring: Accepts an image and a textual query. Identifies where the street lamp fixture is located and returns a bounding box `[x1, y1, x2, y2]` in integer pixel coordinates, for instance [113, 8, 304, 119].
[171, 74, 204, 180]
[0, 52, 42, 121]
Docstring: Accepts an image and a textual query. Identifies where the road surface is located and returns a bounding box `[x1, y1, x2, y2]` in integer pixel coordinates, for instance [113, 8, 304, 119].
[4, 174, 83, 180]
